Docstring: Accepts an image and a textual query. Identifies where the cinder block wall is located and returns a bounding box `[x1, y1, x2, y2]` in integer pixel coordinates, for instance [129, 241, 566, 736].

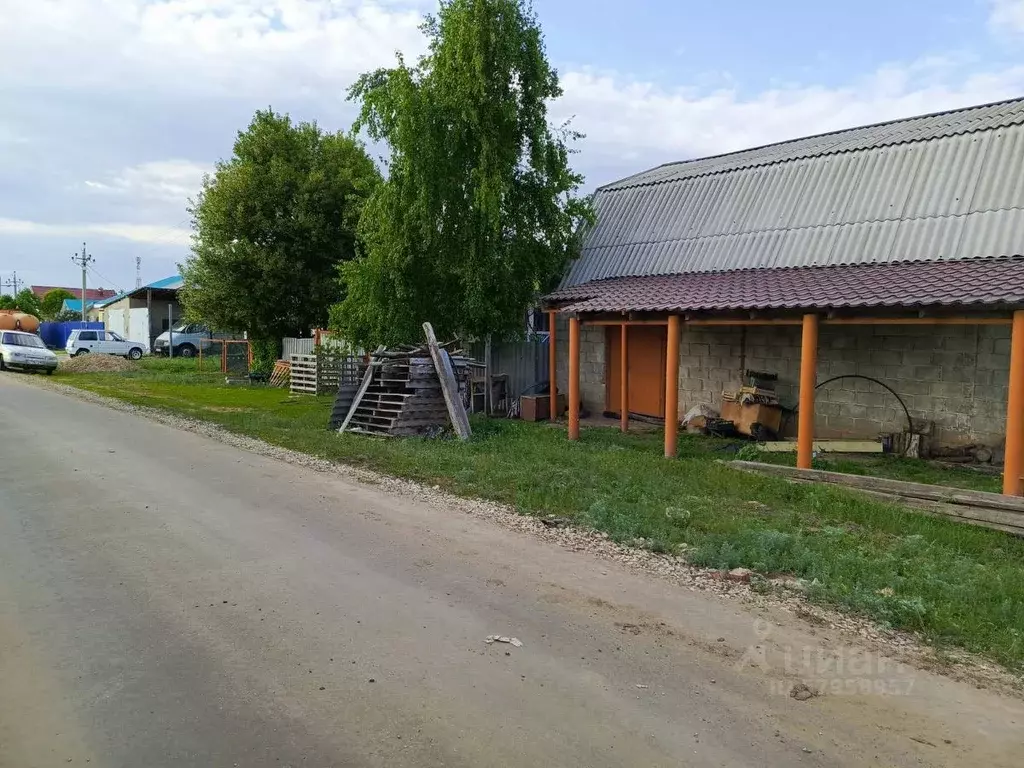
[554, 318, 1012, 448]
[553, 315, 605, 415]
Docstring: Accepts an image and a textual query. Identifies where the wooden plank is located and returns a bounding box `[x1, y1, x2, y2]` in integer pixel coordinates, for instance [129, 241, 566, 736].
[730, 460, 1024, 514]
[759, 440, 884, 454]
[423, 322, 471, 440]
[339, 346, 385, 433]
[843, 487, 1024, 535]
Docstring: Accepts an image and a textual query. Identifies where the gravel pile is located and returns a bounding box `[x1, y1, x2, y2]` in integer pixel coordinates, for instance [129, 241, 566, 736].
[31, 377, 1024, 696]
[59, 354, 137, 373]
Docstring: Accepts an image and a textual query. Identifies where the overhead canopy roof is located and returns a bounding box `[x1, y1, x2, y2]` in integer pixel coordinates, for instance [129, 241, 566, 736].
[555, 96, 1024, 311]
[548, 257, 1024, 314]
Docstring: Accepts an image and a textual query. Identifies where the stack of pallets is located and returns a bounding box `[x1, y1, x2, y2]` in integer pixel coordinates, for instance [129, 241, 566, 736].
[332, 340, 473, 437]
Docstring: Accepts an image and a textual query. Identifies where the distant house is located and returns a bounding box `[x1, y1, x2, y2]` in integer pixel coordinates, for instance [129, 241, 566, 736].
[544, 96, 1024, 495]
[60, 297, 116, 322]
[31, 285, 117, 302]
[101, 276, 184, 351]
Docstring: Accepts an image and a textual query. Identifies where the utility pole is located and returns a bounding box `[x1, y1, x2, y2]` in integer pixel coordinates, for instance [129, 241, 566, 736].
[1, 271, 22, 296]
[135, 256, 142, 289]
[71, 242, 94, 323]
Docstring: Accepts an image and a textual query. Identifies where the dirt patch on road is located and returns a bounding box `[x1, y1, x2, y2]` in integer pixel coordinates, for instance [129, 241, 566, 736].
[59, 355, 137, 373]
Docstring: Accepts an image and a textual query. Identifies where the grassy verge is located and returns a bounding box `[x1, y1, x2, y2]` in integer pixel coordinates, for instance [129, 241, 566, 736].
[740, 448, 1004, 494]
[42, 358, 1024, 672]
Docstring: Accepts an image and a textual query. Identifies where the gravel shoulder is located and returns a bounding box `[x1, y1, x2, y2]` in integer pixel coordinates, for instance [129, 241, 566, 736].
[22, 373, 1024, 698]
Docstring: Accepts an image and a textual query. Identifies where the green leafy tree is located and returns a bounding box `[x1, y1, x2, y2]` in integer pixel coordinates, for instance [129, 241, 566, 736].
[0, 294, 13, 310]
[180, 109, 380, 372]
[9, 288, 42, 317]
[331, 0, 593, 347]
[40, 288, 76, 320]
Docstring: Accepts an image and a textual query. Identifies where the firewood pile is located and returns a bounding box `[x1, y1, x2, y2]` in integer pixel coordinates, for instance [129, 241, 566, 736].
[330, 324, 475, 438]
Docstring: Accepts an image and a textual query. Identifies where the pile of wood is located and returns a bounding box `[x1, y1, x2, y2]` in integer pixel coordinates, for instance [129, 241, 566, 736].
[731, 460, 1024, 536]
[331, 323, 473, 439]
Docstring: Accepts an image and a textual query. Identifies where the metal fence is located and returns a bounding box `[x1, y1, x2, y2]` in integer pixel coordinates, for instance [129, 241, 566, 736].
[469, 336, 550, 402]
[38, 321, 104, 349]
[282, 337, 316, 359]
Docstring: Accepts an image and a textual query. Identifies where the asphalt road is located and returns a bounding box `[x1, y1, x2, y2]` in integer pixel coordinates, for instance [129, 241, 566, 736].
[1, 375, 1021, 768]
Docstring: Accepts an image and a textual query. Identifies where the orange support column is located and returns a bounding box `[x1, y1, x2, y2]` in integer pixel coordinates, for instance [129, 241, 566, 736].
[797, 313, 819, 470]
[1003, 310, 1024, 495]
[568, 316, 581, 441]
[664, 315, 681, 458]
[548, 311, 558, 421]
[620, 323, 629, 432]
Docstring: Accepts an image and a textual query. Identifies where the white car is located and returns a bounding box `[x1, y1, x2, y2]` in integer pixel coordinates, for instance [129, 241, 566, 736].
[66, 329, 146, 360]
[0, 331, 58, 374]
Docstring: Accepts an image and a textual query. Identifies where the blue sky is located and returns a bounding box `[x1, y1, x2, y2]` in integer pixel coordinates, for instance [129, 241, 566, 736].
[1, 0, 1023, 292]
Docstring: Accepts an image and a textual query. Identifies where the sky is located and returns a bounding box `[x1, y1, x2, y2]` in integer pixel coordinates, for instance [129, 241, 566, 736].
[2, 0, 1024, 292]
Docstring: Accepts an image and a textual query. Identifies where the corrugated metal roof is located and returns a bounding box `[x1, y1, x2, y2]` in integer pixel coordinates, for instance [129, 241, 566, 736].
[104, 275, 183, 306]
[564, 97, 1024, 289]
[549, 257, 1024, 313]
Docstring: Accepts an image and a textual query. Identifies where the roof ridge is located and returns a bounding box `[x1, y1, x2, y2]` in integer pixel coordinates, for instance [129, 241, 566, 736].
[599, 95, 1024, 191]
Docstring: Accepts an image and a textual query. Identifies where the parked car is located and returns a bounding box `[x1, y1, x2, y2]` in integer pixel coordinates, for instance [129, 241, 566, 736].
[66, 329, 146, 360]
[152, 323, 222, 358]
[0, 331, 58, 374]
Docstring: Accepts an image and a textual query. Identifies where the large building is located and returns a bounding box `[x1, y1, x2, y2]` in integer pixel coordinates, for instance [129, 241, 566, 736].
[544, 97, 1024, 493]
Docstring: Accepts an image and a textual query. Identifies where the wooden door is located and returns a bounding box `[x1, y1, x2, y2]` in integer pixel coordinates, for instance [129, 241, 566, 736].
[606, 326, 667, 418]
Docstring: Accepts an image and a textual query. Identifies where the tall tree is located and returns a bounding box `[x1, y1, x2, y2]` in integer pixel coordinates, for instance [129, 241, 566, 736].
[181, 109, 380, 371]
[40, 288, 75, 320]
[9, 288, 42, 317]
[332, 0, 593, 347]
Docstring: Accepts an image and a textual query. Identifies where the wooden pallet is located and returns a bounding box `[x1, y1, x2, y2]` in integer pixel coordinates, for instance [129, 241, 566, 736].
[269, 360, 291, 388]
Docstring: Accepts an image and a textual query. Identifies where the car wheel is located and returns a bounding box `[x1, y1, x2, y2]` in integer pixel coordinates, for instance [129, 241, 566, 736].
[0, 357, 6, 371]
[45, 369, 53, 375]
[128, 347, 143, 361]
[177, 344, 196, 358]
[74, 349, 90, 357]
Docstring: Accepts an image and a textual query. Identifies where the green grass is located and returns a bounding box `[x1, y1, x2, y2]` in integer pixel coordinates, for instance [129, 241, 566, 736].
[47, 362, 1024, 673]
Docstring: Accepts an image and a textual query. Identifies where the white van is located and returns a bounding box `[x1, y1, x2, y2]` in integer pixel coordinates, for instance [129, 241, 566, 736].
[66, 329, 146, 360]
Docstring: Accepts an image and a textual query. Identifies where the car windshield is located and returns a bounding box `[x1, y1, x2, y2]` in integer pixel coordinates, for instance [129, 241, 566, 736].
[3, 332, 45, 348]
[171, 322, 191, 333]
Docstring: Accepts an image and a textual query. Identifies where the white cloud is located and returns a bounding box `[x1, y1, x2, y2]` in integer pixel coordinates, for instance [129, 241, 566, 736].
[990, 0, 1024, 34]
[555, 59, 1024, 169]
[0, 0, 431, 98]
[84, 160, 213, 204]
[3, 1, 1024, 285]
[0, 218, 191, 247]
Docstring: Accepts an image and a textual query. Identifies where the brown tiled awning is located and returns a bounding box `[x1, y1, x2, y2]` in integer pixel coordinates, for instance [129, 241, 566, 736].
[546, 257, 1024, 313]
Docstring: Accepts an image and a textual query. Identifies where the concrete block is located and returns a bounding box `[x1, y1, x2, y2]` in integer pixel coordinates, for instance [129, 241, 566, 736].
[930, 381, 970, 399]
[895, 379, 931, 396]
[868, 349, 903, 366]
[993, 338, 1012, 355]
[825, 416, 857, 432]
[816, 401, 844, 418]
[689, 343, 711, 357]
[977, 352, 1008, 371]
[853, 390, 887, 407]
[822, 387, 855, 404]
[941, 335, 979, 353]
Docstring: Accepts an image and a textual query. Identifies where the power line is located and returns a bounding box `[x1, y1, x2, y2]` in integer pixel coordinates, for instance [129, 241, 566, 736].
[87, 265, 126, 295]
